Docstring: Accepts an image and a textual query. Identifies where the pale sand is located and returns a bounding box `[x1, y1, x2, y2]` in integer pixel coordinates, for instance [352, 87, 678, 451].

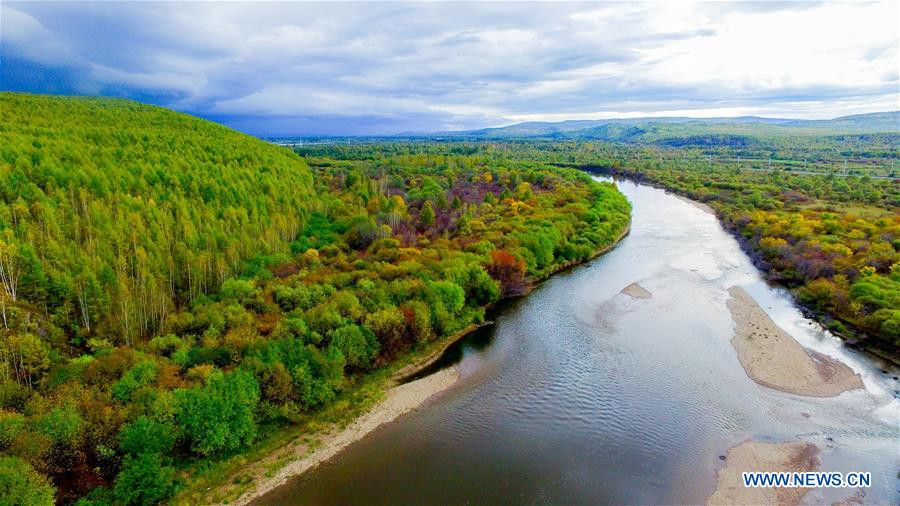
[708, 441, 820, 506]
[674, 194, 716, 215]
[230, 366, 460, 505]
[726, 287, 863, 397]
[392, 322, 485, 382]
[621, 282, 652, 299]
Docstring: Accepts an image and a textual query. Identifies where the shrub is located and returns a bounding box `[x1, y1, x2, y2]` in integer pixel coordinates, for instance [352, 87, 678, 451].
[174, 369, 259, 456]
[0, 456, 55, 506]
[327, 324, 379, 368]
[119, 416, 175, 456]
[111, 361, 157, 402]
[114, 453, 180, 505]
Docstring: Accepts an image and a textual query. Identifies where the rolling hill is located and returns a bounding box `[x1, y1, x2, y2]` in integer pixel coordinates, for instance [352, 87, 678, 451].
[0, 92, 314, 341]
[436, 111, 900, 141]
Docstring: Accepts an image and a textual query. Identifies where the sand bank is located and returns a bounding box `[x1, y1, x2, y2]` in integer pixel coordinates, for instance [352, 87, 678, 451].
[708, 441, 820, 506]
[230, 366, 460, 505]
[621, 282, 652, 299]
[726, 286, 863, 397]
[674, 194, 716, 215]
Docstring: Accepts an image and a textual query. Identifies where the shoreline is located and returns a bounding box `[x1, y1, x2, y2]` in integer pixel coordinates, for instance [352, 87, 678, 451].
[708, 440, 820, 506]
[673, 193, 716, 215]
[207, 218, 634, 504]
[395, 221, 632, 383]
[726, 286, 863, 397]
[392, 321, 491, 383]
[594, 168, 899, 366]
[228, 366, 460, 505]
[543, 220, 631, 279]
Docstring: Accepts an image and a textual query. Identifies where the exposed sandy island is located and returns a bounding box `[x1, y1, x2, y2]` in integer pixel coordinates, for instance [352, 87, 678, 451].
[621, 282, 652, 299]
[230, 366, 460, 505]
[726, 286, 863, 397]
[708, 441, 820, 506]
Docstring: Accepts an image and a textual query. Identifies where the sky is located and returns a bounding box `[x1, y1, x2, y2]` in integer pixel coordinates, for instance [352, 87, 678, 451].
[2, 1, 898, 136]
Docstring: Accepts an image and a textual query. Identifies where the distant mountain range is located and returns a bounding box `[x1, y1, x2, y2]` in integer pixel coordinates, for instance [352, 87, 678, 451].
[408, 111, 900, 141]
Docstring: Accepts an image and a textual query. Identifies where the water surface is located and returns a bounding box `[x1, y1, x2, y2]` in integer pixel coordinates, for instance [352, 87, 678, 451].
[257, 177, 899, 505]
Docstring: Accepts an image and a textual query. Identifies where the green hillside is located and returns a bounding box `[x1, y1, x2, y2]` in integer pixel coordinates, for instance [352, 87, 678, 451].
[0, 93, 314, 342]
[0, 94, 630, 504]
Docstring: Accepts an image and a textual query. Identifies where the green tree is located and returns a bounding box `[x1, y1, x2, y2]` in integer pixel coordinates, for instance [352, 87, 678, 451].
[174, 369, 259, 456]
[0, 456, 55, 506]
[119, 416, 175, 455]
[327, 324, 378, 368]
[114, 453, 180, 505]
[419, 201, 435, 227]
[111, 361, 157, 402]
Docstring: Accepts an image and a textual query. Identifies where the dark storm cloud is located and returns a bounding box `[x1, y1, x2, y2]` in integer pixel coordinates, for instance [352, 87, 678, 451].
[2, 1, 897, 135]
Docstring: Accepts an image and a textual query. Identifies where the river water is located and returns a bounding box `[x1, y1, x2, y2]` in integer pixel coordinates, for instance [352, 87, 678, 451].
[257, 177, 899, 505]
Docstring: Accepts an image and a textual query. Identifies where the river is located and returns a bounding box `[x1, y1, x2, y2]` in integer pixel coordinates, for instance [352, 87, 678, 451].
[256, 177, 899, 505]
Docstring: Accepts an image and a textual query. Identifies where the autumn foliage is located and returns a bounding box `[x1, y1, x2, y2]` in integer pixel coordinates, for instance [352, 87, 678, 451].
[487, 250, 527, 296]
[0, 96, 632, 504]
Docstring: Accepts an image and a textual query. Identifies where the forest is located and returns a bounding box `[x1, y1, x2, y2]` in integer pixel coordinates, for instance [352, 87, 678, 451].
[602, 160, 900, 352]
[300, 141, 898, 354]
[2, 92, 895, 505]
[0, 94, 631, 504]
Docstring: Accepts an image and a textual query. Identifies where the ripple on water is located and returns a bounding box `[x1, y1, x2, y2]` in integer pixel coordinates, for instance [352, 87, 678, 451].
[254, 178, 900, 506]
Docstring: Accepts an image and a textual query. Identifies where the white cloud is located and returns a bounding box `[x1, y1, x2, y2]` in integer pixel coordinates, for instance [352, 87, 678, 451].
[2, 1, 897, 134]
[641, 2, 898, 91]
[0, 3, 84, 67]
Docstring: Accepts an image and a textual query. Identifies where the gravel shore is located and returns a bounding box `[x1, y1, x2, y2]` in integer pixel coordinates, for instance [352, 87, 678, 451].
[231, 366, 460, 505]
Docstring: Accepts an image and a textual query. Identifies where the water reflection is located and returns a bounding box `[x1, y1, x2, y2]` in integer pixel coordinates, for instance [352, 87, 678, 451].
[256, 177, 899, 506]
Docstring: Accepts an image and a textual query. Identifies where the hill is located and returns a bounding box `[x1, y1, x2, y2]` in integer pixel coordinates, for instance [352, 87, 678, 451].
[0, 94, 631, 504]
[442, 111, 900, 141]
[0, 92, 314, 342]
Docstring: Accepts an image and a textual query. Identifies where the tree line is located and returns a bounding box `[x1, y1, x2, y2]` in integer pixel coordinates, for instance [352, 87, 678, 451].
[0, 94, 630, 504]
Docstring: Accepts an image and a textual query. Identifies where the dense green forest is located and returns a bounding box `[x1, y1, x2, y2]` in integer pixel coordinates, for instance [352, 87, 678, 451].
[293, 112, 899, 176]
[300, 141, 899, 353]
[290, 137, 898, 176]
[0, 94, 630, 504]
[2, 92, 894, 504]
[0, 93, 314, 345]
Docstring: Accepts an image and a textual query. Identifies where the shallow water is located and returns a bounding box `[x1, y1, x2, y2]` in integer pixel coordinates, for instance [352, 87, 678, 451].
[256, 177, 899, 505]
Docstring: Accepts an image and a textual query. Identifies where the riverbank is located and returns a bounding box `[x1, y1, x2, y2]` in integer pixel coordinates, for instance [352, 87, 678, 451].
[726, 286, 864, 397]
[228, 366, 460, 506]
[543, 220, 631, 279]
[392, 322, 491, 383]
[590, 168, 899, 366]
[673, 193, 716, 215]
[708, 440, 820, 505]
[192, 217, 634, 504]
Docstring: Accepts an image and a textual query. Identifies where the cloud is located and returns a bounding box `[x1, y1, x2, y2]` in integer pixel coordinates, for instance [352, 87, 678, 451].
[2, 1, 897, 135]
